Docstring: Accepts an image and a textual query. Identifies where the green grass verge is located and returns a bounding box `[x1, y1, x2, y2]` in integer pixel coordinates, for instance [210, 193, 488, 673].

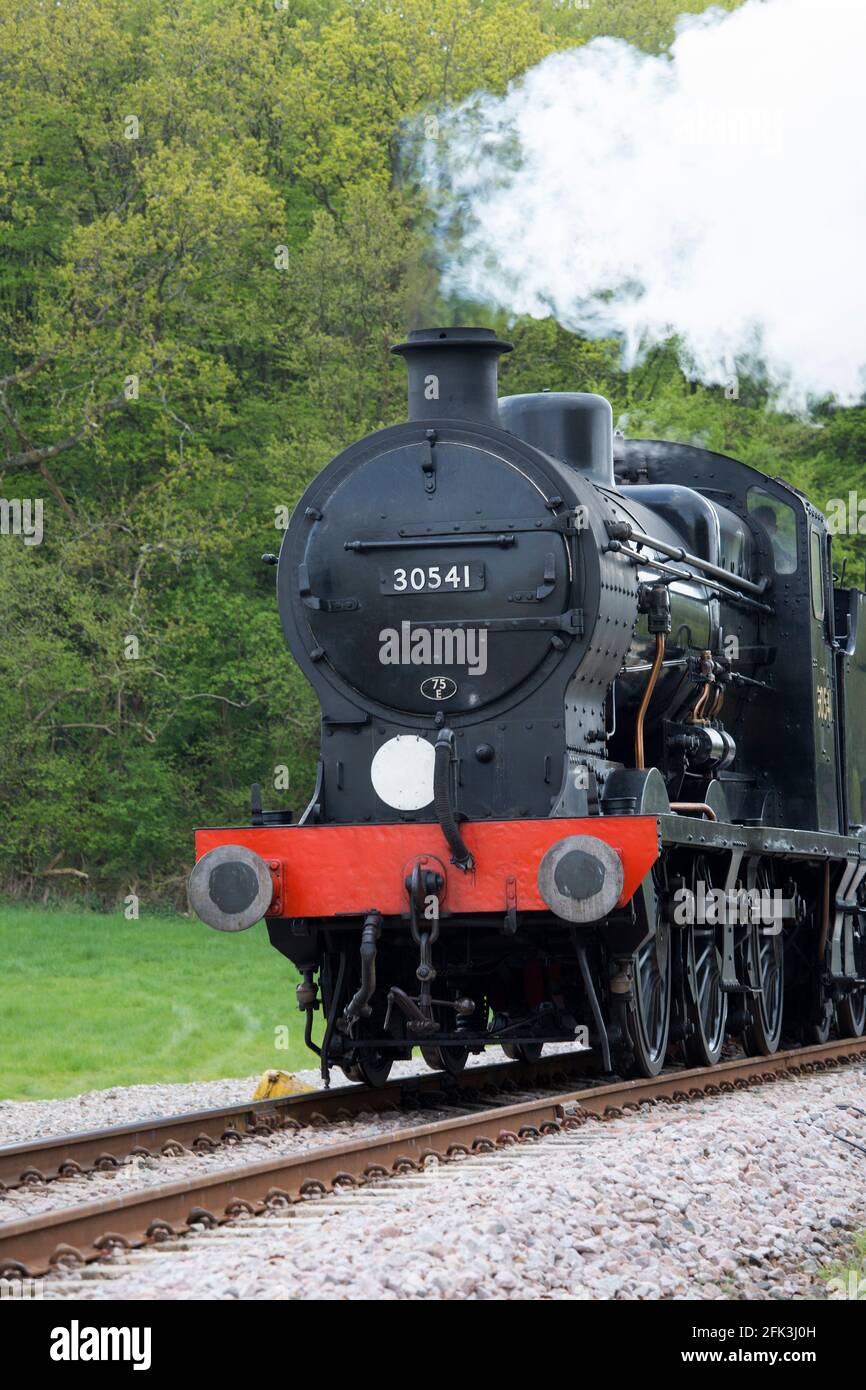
[823, 1232, 866, 1301]
[0, 905, 310, 1100]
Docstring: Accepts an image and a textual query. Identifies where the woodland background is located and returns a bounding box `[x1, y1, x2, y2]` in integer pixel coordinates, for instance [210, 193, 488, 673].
[2, 0, 864, 905]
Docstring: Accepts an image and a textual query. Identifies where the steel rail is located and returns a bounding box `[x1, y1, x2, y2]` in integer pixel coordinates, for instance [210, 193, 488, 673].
[0, 1048, 598, 1191]
[1, 1037, 863, 1279]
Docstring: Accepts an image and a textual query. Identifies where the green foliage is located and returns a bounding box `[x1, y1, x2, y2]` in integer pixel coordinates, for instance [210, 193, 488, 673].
[540, 0, 744, 52]
[0, 0, 860, 903]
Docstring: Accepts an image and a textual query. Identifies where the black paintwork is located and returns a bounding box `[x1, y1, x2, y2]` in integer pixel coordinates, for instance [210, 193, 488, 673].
[271, 337, 866, 845]
[614, 438, 859, 836]
[246, 327, 866, 1074]
[499, 391, 615, 488]
[277, 413, 637, 823]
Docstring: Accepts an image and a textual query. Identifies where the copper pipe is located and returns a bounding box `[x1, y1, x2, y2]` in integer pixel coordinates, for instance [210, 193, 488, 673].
[635, 632, 665, 769]
[688, 649, 716, 725]
[708, 686, 725, 720]
[688, 683, 711, 725]
[670, 802, 717, 821]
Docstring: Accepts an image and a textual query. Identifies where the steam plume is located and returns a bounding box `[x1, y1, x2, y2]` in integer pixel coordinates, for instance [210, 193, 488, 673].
[419, 0, 866, 407]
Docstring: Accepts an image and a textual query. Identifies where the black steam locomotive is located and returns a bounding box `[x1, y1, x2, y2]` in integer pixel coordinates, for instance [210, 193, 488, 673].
[189, 327, 866, 1083]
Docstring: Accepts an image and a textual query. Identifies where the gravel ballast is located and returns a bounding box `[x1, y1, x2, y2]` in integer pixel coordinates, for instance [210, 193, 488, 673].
[0, 1044, 583, 1147]
[30, 1062, 866, 1301]
[0, 1076, 265, 1148]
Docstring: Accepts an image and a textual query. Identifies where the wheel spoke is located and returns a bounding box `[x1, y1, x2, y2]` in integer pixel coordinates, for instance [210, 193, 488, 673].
[682, 856, 728, 1066]
[745, 868, 784, 1055]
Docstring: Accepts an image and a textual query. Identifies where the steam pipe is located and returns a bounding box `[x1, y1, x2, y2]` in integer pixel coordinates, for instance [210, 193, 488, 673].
[572, 931, 612, 1072]
[688, 684, 711, 725]
[320, 950, 346, 1089]
[670, 802, 717, 820]
[818, 860, 831, 961]
[343, 912, 382, 1024]
[608, 543, 774, 615]
[434, 728, 474, 870]
[635, 632, 665, 769]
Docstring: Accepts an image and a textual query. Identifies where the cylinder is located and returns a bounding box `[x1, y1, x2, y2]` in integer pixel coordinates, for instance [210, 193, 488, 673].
[390, 327, 512, 426]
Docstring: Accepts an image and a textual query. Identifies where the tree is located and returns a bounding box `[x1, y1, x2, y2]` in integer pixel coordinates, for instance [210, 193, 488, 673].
[2, 0, 859, 903]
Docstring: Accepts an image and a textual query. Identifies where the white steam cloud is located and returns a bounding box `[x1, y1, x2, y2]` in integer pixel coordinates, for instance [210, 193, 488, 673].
[419, 0, 866, 407]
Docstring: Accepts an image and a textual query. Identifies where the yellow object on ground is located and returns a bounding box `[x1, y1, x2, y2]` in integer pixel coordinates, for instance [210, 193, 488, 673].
[253, 1068, 316, 1100]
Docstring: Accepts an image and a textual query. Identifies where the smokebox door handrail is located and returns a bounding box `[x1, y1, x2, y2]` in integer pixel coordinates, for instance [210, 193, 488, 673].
[344, 533, 516, 552]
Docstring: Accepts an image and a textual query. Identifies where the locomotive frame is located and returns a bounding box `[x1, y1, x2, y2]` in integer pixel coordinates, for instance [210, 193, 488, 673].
[189, 327, 866, 1085]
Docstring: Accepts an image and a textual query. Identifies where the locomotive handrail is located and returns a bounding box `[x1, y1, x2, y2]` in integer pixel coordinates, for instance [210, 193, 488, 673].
[345, 533, 516, 551]
[399, 610, 584, 634]
[605, 519, 769, 598]
[381, 512, 581, 537]
[607, 541, 774, 615]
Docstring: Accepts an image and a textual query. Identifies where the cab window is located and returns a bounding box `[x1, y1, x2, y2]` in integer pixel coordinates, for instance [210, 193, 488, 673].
[747, 487, 797, 574]
[810, 527, 825, 621]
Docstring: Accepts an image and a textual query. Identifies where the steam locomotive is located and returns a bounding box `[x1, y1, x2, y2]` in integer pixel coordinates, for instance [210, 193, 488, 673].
[189, 327, 866, 1083]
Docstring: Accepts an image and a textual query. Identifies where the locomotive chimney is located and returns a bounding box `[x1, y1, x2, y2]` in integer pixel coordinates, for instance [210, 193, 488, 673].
[391, 327, 512, 426]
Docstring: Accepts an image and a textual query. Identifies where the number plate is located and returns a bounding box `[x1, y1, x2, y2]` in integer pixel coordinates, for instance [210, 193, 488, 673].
[382, 562, 485, 595]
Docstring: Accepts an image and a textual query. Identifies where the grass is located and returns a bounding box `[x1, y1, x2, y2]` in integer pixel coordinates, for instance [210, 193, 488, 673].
[823, 1231, 866, 1301]
[0, 904, 311, 1100]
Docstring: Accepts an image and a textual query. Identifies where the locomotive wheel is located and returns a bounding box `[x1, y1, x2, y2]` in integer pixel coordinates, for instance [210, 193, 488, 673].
[420, 1002, 472, 1073]
[837, 907, 866, 1036]
[743, 865, 784, 1055]
[420, 1045, 469, 1075]
[811, 978, 834, 1044]
[837, 986, 866, 1037]
[685, 924, 727, 1066]
[341, 1049, 393, 1087]
[502, 1042, 544, 1063]
[684, 856, 728, 1067]
[630, 919, 671, 1077]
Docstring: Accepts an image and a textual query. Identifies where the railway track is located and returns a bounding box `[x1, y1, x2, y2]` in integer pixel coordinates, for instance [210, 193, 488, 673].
[0, 1048, 599, 1191]
[2, 1037, 864, 1280]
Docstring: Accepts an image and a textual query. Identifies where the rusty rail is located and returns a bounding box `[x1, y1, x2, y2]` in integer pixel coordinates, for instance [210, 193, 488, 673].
[2, 1037, 864, 1279]
[0, 1048, 597, 1191]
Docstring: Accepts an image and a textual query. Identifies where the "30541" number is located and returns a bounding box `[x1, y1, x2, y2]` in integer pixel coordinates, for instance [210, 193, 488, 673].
[384, 562, 485, 594]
